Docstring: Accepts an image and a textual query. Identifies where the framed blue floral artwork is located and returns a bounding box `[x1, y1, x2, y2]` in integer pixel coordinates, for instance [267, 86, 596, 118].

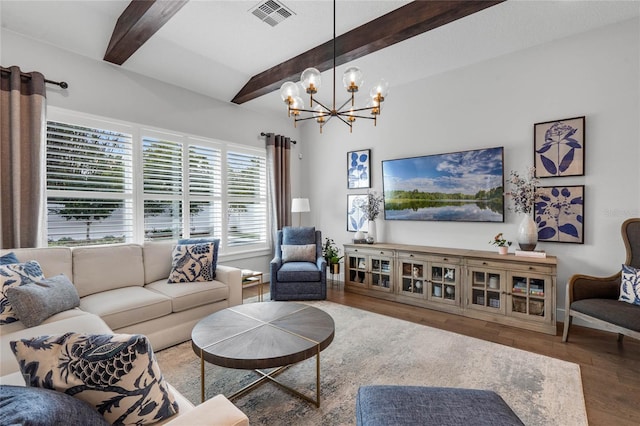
[535, 185, 584, 244]
[347, 194, 368, 232]
[534, 116, 585, 178]
[347, 149, 371, 189]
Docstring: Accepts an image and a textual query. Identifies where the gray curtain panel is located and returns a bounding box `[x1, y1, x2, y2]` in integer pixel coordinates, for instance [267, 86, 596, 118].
[0, 66, 47, 249]
[266, 133, 292, 244]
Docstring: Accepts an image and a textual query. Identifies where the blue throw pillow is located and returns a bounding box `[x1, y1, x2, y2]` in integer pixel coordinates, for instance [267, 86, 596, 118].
[0, 252, 19, 265]
[282, 227, 316, 245]
[0, 385, 110, 426]
[0, 261, 45, 325]
[178, 237, 220, 279]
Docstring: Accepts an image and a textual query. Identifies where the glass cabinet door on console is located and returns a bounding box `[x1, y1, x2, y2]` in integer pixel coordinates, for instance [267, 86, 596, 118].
[428, 263, 460, 305]
[345, 247, 394, 292]
[399, 255, 426, 298]
[507, 272, 551, 323]
[467, 267, 506, 314]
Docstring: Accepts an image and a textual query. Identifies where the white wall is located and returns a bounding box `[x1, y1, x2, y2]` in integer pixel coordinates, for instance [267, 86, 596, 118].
[301, 18, 640, 319]
[0, 29, 304, 274]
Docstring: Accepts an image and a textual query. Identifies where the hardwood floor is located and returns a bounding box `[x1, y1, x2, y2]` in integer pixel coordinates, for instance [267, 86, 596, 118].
[243, 285, 640, 426]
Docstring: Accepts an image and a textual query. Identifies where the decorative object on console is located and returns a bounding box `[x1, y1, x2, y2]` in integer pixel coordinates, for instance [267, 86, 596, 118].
[535, 185, 584, 244]
[506, 167, 540, 251]
[10, 333, 179, 425]
[279, 0, 388, 133]
[489, 233, 511, 255]
[382, 147, 504, 222]
[354, 191, 383, 243]
[347, 149, 371, 189]
[534, 116, 585, 178]
[347, 194, 368, 235]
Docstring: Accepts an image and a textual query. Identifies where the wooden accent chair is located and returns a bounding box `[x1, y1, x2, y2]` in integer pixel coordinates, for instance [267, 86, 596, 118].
[562, 218, 640, 342]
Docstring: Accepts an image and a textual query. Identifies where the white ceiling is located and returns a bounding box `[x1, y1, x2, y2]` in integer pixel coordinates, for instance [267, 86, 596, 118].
[1, 0, 639, 116]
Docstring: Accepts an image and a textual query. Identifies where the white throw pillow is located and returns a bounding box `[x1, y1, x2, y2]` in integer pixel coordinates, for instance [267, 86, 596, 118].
[619, 264, 640, 305]
[281, 244, 316, 263]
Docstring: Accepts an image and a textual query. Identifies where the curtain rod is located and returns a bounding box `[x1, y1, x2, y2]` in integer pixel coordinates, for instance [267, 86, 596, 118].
[0, 68, 68, 89]
[261, 132, 296, 144]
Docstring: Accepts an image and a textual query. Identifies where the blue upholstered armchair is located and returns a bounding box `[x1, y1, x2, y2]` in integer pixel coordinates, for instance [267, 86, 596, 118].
[270, 227, 327, 300]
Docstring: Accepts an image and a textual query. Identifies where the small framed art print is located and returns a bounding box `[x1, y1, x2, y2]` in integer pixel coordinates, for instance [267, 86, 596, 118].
[534, 116, 585, 178]
[347, 149, 371, 189]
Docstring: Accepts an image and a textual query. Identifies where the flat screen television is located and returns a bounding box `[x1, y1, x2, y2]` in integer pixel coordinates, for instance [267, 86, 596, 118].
[382, 146, 504, 222]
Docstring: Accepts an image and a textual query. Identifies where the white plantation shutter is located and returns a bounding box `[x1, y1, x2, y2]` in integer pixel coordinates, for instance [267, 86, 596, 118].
[45, 109, 269, 252]
[227, 149, 267, 247]
[46, 120, 134, 246]
[188, 143, 222, 239]
[143, 137, 183, 240]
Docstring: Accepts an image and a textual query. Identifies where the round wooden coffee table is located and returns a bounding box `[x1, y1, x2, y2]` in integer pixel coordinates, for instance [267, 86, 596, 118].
[191, 302, 335, 406]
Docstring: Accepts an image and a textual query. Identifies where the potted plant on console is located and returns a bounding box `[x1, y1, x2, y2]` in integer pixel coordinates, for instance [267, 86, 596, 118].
[490, 233, 512, 255]
[322, 238, 344, 274]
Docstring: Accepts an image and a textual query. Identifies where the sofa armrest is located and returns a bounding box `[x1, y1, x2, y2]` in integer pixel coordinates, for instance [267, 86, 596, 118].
[566, 272, 621, 308]
[215, 265, 243, 307]
[162, 395, 248, 426]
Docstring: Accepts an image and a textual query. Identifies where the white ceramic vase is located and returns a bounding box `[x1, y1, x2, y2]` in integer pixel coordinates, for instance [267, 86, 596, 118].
[517, 213, 538, 251]
[367, 220, 377, 242]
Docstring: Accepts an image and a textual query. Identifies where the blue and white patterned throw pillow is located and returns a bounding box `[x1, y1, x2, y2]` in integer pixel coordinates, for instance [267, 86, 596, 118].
[167, 242, 216, 283]
[10, 333, 179, 425]
[619, 264, 640, 306]
[0, 261, 45, 324]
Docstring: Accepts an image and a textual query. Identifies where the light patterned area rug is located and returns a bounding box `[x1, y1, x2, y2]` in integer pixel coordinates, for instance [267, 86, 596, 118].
[156, 301, 587, 425]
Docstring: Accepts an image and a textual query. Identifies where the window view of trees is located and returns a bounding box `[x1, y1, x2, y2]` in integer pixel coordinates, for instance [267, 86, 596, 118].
[45, 114, 267, 252]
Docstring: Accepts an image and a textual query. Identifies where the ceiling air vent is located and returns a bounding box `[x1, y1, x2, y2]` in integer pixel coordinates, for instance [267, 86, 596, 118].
[250, 0, 295, 27]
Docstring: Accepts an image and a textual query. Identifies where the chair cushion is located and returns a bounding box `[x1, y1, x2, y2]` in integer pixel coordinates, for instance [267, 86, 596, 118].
[168, 243, 216, 283]
[0, 385, 110, 426]
[619, 264, 640, 305]
[356, 386, 523, 426]
[0, 261, 45, 325]
[282, 244, 316, 263]
[277, 261, 321, 282]
[282, 226, 316, 245]
[5, 274, 80, 327]
[571, 298, 640, 332]
[10, 333, 179, 425]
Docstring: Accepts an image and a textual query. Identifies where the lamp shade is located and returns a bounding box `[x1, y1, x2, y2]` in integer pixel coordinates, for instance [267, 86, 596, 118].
[291, 198, 311, 213]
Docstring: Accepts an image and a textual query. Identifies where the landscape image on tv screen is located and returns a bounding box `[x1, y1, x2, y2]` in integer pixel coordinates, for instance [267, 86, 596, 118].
[382, 147, 504, 222]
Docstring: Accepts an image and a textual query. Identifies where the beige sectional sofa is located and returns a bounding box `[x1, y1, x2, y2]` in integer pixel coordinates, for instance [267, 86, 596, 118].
[0, 242, 249, 425]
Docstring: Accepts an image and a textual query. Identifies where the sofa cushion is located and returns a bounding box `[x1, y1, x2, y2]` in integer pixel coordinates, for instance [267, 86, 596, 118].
[0, 247, 73, 279]
[0, 252, 19, 265]
[73, 244, 145, 297]
[6, 274, 80, 327]
[1, 312, 111, 377]
[276, 261, 321, 282]
[282, 226, 316, 245]
[143, 241, 175, 284]
[80, 286, 172, 330]
[0, 385, 110, 426]
[619, 264, 640, 305]
[178, 238, 220, 279]
[282, 244, 316, 263]
[10, 333, 179, 425]
[355, 386, 523, 426]
[0, 261, 45, 325]
[571, 298, 640, 332]
[146, 279, 228, 313]
[168, 243, 216, 283]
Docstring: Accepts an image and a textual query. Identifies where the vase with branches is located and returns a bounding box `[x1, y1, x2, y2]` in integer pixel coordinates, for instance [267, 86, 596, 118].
[505, 166, 540, 250]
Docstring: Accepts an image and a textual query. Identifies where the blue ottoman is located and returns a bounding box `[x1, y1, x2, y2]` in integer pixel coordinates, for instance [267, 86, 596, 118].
[356, 386, 524, 426]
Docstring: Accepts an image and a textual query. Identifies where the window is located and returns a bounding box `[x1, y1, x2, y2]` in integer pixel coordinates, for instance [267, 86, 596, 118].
[44, 109, 267, 253]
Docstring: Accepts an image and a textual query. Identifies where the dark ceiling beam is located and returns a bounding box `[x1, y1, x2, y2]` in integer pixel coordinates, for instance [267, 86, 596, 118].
[104, 0, 189, 65]
[232, 0, 505, 104]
